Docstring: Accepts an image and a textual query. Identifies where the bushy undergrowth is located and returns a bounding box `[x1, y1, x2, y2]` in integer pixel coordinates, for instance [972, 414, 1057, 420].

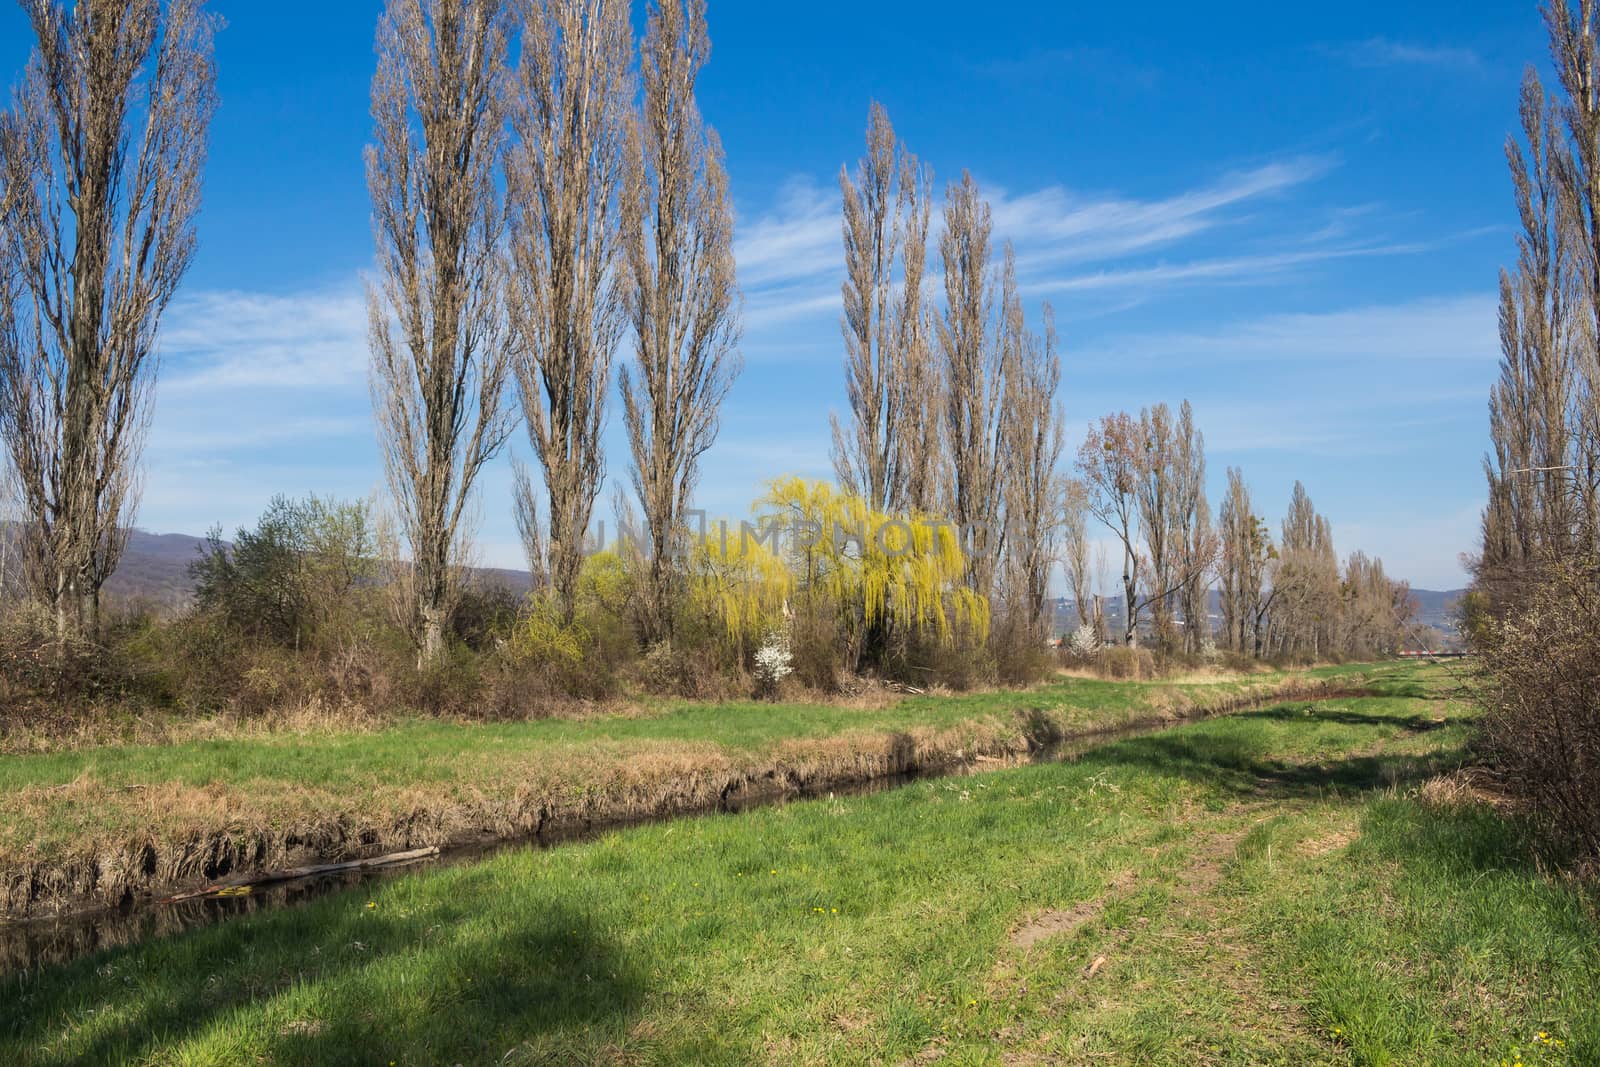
[1093, 645, 1158, 680]
[0, 485, 1379, 741]
[1473, 563, 1600, 861]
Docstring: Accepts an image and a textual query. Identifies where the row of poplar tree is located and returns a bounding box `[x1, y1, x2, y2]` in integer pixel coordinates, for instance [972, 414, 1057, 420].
[1064, 404, 1413, 658]
[0, 0, 1413, 674]
[1472, 0, 1600, 857]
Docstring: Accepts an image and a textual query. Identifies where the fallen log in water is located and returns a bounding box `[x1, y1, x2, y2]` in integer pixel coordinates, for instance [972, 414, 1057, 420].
[156, 846, 442, 904]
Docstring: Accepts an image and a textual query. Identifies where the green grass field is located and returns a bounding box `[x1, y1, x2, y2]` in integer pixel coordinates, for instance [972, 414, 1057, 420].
[0, 662, 1383, 909]
[0, 662, 1381, 792]
[4, 662, 1595, 1065]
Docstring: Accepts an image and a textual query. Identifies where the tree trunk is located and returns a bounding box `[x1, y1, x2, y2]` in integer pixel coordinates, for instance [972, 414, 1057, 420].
[420, 606, 445, 667]
[1123, 571, 1139, 647]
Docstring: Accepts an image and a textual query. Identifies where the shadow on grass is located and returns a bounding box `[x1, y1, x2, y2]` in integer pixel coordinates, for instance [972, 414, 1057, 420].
[1075, 709, 1466, 802]
[1, 891, 646, 1066]
[1233, 705, 1447, 733]
[1360, 795, 1558, 877]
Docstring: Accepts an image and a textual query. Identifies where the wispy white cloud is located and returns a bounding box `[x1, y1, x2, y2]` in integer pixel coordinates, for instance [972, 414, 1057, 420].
[149, 414, 370, 454]
[1329, 37, 1483, 70]
[735, 178, 837, 290]
[1076, 293, 1499, 364]
[736, 156, 1337, 330]
[1200, 408, 1476, 457]
[131, 282, 380, 538]
[161, 285, 369, 390]
[1033, 242, 1435, 295]
[991, 157, 1331, 266]
[742, 286, 840, 330]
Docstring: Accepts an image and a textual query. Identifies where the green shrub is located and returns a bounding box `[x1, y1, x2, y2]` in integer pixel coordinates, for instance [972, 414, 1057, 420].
[487, 593, 625, 705]
[450, 581, 522, 651]
[190, 494, 377, 650]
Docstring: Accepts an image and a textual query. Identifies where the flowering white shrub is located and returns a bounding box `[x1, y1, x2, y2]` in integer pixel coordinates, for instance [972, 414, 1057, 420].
[753, 630, 794, 695]
[1067, 624, 1101, 659]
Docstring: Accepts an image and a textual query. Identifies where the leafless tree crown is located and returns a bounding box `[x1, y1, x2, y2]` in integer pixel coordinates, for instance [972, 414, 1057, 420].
[619, 0, 742, 644]
[1079, 402, 1212, 648]
[506, 0, 633, 620]
[367, 0, 517, 660]
[830, 103, 938, 514]
[1218, 467, 1272, 655]
[937, 171, 1005, 596]
[1059, 477, 1093, 629]
[1172, 402, 1215, 653]
[1077, 411, 1143, 646]
[1270, 481, 1340, 657]
[1478, 3, 1600, 600]
[0, 0, 218, 637]
[998, 261, 1064, 644]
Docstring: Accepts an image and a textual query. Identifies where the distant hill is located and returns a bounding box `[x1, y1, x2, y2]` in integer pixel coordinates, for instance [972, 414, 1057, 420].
[0, 525, 210, 612]
[100, 529, 535, 614]
[1408, 588, 1464, 630]
[103, 530, 212, 611]
[36, 525, 1467, 632]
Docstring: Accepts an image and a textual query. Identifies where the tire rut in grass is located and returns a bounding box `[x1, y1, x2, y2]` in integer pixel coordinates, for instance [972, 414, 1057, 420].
[1145, 811, 1335, 1056]
[1007, 869, 1139, 952]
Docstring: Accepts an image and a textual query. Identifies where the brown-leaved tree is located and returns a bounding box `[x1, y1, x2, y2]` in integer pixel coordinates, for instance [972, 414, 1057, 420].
[0, 0, 218, 638]
[619, 0, 742, 645]
[367, 0, 516, 661]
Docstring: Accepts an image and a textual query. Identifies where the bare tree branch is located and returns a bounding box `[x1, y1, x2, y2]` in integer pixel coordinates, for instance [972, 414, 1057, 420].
[366, 0, 516, 661]
[937, 172, 1004, 598]
[619, 0, 742, 645]
[830, 103, 937, 514]
[999, 277, 1064, 645]
[0, 0, 218, 638]
[506, 0, 632, 622]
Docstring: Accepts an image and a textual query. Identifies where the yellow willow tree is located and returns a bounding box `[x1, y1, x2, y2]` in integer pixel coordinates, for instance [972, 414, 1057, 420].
[758, 477, 987, 672]
[683, 524, 792, 661]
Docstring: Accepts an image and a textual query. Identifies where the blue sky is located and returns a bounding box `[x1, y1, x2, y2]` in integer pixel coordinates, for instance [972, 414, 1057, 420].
[0, 1, 1544, 589]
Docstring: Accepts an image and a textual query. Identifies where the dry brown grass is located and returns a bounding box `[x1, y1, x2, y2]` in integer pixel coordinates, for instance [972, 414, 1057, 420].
[0, 684, 907, 756]
[1415, 769, 1522, 814]
[0, 715, 1073, 917]
[0, 671, 1378, 918]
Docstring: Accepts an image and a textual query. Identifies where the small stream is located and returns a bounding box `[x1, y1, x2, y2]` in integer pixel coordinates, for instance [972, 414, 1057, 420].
[0, 693, 1359, 978]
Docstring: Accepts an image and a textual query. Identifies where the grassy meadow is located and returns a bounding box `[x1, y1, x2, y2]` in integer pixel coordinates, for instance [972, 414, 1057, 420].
[0, 662, 1379, 915]
[4, 662, 1596, 1065]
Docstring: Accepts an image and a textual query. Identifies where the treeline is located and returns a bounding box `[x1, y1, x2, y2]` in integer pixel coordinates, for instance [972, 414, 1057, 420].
[0, 0, 1417, 727]
[1471, 1, 1600, 859]
[1064, 404, 1414, 665]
